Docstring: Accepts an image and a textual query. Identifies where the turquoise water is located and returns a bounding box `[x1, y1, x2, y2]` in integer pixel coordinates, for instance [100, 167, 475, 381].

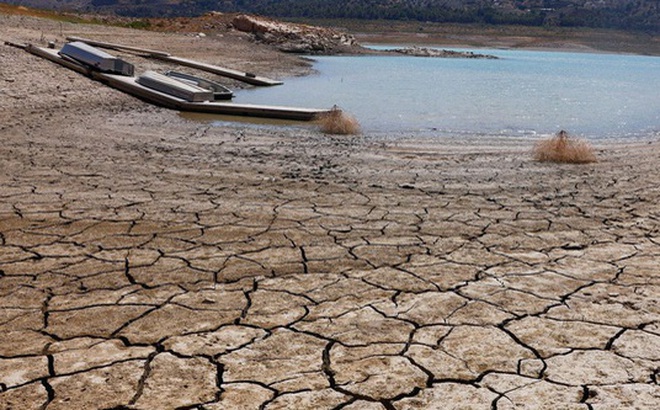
[234, 49, 660, 138]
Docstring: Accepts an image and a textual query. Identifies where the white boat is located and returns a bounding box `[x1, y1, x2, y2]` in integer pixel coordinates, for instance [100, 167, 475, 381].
[165, 71, 233, 100]
[137, 70, 214, 102]
[59, 41, 134, 76]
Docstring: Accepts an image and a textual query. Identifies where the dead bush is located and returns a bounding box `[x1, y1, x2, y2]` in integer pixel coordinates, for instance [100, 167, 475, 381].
[533, 130, 597, 164]
[315, 106, 361, 135]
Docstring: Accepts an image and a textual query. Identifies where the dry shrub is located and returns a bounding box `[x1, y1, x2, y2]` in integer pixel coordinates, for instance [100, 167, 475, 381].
[533, 130, 597, 164]
[315, 106, 361, 135]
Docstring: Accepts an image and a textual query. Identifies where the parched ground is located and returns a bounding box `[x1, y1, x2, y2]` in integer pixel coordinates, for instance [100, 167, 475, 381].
[1, 13, 659, 410]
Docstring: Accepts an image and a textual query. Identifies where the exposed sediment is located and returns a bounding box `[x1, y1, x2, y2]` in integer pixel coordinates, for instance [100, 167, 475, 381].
[1, 12, 659, 410]
[389, 45, 498, 58]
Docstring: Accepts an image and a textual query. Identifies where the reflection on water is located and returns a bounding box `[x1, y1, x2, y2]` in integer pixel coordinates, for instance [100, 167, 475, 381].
[232, 48, 660, 139]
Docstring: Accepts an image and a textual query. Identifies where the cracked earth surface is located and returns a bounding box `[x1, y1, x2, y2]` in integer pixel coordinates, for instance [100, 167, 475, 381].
[2, 13, 660, 410]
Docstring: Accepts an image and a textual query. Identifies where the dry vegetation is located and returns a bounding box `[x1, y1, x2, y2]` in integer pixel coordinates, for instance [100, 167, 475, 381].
[315, 106, 361, 135]
[533, 130, 597, 164]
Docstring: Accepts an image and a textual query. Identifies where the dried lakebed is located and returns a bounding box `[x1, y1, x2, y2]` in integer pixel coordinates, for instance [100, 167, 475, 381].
[2, 124, 659, 408]
[1, 13, 659, 410]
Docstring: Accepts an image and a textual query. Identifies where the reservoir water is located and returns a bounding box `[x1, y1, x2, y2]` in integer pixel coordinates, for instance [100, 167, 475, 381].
[234, 48, 660, 139]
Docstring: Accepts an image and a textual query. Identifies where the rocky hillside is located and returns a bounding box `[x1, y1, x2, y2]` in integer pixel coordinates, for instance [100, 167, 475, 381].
[4, 1, 660, 32]
[231, 14, 360, 54]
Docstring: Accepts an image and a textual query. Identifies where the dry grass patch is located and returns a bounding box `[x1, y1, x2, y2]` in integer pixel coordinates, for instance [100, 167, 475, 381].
[533, 130, 597, 164]
[315, 106, 361, 135]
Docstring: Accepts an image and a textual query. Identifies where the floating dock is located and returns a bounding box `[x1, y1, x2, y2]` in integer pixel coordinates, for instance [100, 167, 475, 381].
[106, 74, 323, 120]
[65, 36, 283, 86]
[17, 43, 328, 121]
[153, 55, 283, 87]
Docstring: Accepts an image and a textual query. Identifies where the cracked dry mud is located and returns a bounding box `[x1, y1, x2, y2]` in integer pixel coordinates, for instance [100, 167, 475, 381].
[1, 13, 660, 410]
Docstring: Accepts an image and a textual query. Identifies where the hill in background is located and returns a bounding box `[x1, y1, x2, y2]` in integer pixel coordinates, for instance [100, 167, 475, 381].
[3, 1, 659, 32]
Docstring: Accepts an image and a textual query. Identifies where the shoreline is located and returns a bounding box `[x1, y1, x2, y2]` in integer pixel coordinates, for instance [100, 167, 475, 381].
[359, 39, 646, 57]
[2, 11, 657, 147]
[230, 49, 658, 141]
[334, 20, 660, 57]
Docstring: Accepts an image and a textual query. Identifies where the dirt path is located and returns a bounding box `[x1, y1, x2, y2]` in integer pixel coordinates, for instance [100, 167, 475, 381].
[1, 14, 659, 410]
